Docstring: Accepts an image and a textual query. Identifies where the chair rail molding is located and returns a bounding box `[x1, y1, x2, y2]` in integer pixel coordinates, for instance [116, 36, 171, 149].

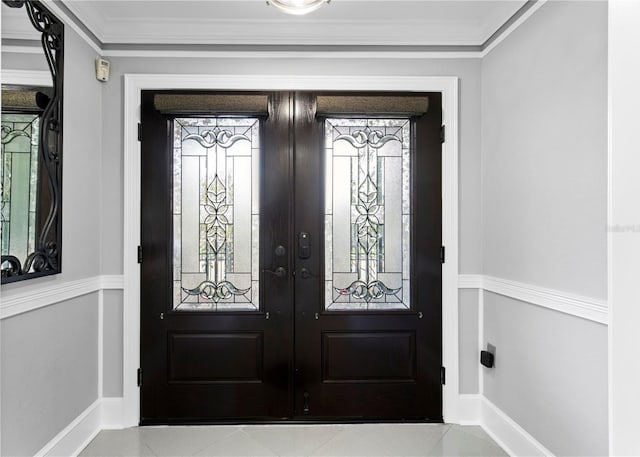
[0, 275, 124, 320]
[458, 274, 608, 324]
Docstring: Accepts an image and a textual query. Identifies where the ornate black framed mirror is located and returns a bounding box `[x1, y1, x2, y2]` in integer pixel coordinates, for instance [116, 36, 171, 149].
[1, 0, 64, 283]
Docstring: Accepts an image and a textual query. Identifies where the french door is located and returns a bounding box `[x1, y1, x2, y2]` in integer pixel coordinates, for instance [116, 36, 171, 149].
[140, 90, 442, 423]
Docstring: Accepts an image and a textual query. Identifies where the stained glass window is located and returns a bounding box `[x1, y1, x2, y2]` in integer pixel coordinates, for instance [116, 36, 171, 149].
[173, 118, 260, 311]
[324, 118, 411, 311]
[1, 113, 39, 263]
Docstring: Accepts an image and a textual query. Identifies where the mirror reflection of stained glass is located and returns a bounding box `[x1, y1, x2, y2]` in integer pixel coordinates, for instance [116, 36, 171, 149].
[324, 118, 411, 311]
[172, 117, 260, 311]
[1, 113, 40, 265]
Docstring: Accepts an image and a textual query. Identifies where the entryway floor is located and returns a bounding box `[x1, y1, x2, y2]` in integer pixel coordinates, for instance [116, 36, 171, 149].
[79, 423, 508, 456]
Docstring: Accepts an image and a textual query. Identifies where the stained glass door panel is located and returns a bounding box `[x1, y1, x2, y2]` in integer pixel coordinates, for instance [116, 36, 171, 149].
[172, 118, 260, 311]
[324, 118, 411, 311]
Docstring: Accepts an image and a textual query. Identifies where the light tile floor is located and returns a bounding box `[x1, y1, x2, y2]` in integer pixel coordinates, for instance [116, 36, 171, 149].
[79, 424, 508, 457]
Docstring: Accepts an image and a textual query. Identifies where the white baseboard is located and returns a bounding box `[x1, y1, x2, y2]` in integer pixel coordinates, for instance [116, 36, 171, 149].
[35, 400, 102, 457]
[482, 397, 555, 456]
[457, 394, 482, 425]
[457, 394, 555, 457]
[101, 397, 125, 430]
[33, 398, 125, 457]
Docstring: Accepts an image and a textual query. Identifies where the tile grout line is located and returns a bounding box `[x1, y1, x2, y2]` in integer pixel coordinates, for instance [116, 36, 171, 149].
[306, 426, 357, 457]
[186, 428, 246, 457]
[423, 423, 452, 456]
[305, 426, 348, 457]
[455, 424, 505, 449]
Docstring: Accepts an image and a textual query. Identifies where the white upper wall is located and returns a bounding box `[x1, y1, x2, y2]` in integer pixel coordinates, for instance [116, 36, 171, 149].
[481, 0, 608, 300]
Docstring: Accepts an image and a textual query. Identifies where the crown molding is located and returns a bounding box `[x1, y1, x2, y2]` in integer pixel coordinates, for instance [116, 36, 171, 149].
[96, 19, 489, 47]
[0, 0, 543, 59]
[481, 0, 547, 57]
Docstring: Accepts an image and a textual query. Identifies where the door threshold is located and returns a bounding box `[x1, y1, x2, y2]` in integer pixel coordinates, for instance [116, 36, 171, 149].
[140, 418, 444, 426]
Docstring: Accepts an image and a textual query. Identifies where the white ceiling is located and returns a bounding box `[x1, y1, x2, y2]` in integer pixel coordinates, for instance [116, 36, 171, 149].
[3, 0, 528, 47]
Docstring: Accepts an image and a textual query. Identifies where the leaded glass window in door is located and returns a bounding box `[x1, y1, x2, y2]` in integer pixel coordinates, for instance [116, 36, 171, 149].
[173, 118, 260, 311]
[324, 118, 411, 311]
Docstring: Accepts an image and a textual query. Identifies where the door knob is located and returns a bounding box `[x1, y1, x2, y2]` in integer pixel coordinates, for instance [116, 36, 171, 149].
[263, 266, 287, 278]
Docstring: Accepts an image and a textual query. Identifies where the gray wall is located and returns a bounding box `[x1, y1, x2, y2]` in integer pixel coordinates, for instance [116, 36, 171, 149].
[482, 0, 607, 299]
[458, 289, 479, 394]
[483, 293, 608, 456]
[481, 1, 608, 455]
[1, 294, 99, 457]
[103, 289, 123, 397]
[1, 50, 49, 72]
[1, 25, 104, 456]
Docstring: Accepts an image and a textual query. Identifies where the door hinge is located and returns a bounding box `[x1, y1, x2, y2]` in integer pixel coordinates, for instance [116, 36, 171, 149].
[137, 368, 143, 387]
[138, 122, 142, 142]
[440, 124, 445, 144]
[441, 246, 445, 264]
[137, 245, 143, 264]
[441, 367, 446, 385]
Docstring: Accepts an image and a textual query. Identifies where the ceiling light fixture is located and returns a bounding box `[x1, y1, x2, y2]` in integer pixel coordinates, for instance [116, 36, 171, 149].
[267, 0, 330, 16]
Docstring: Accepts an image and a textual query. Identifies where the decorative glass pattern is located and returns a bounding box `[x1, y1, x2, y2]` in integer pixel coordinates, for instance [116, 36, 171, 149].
[1, 113, 40, 263]
[324, 118, 411, 311]
[173, 118, 260, 311]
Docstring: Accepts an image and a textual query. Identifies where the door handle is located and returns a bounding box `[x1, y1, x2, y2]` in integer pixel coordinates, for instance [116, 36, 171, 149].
[263, 266, 287, 278]
[299, 268, 318, 279]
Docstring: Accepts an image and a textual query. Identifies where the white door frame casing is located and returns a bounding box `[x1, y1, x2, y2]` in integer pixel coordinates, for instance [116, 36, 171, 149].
[122, 74, 459, 426]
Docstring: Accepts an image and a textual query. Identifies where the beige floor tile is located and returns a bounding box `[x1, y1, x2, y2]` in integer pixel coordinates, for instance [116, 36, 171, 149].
[193, 429, 277, 457]
[79, 423, 508, 457]
[79, 429, 156, 457]
[310, 423, 451, 457]
[140, 426, 241, 456]
[244, 425, 345, 456]
[427, 426, 508, 457]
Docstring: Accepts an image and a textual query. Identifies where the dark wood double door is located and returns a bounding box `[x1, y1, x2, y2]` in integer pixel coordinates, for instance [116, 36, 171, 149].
[140, 91, 442, 423]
